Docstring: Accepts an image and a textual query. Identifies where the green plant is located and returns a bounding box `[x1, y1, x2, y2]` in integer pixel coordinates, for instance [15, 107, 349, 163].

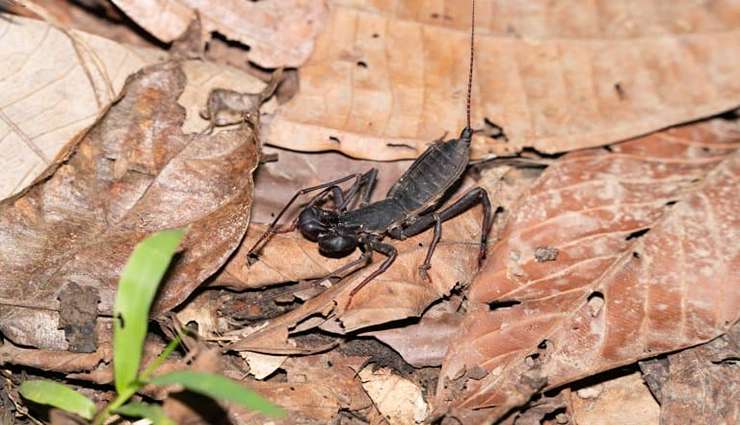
[19, 229, 284, 424]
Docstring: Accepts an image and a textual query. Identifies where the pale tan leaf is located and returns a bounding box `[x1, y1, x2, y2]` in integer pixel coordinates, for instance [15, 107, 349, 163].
[436, 119, 740, 422]
[110, 0, 328, 67]
[359, 366, 429, 425]
[267, 0, 740, 160]
[0, 14, 165, 199]
[570, 372, 660, 425]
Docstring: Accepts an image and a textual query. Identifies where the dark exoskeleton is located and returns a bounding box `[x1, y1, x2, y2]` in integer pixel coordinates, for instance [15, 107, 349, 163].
[247, 0, 491, 300]
[247, 127, 493, 299]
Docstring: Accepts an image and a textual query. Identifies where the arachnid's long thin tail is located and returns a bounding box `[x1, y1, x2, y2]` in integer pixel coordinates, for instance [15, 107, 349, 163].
[465, 0, 475, 130]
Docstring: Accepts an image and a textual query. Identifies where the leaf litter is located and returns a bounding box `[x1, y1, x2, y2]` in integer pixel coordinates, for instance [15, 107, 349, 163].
[1, 2, 740, 425]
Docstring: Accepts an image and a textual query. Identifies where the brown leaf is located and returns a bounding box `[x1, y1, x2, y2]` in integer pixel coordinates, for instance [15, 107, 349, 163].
[0, 61, 261, 350]
[228, 351, 373, 424]
[226, 209, 482, 353]
[267, 1, 740, 160]
[360, 297, 463, 368]
[437, 119, 740, 422]
[639, 322, 740, 425]
[252, 147, 412, 224]
[110, 0, 328, 67]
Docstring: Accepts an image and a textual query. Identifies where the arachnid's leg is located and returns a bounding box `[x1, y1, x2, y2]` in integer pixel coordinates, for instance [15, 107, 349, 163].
[348, 240, 397, 301]
[323, 238, 373, 281]
[247, 173, 366, 260]
[418, 214, 442, 282]
[339, 168, 378, 211]
[389, 187, 493, 267]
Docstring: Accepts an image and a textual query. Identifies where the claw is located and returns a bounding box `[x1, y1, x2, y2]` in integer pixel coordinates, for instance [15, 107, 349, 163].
[418, 264, 432, 282]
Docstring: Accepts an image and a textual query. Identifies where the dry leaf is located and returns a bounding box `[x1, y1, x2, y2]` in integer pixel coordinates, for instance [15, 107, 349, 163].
[226, 209, 482, 353]
[229, 351, 373, 424]
[252, 147, 412, 224]
[436, 119, 740, 422]
[267, 0, 740, 160]
[360, 297, 463, 368]
[359, 366, 429, 425]
[0, 14, 165, 199]
[569, 372, 660, 425]
[639, 322, 740, 425]
[110, 0, 328, 67]
[0, 61, 262, 350]
[241, 351, 287, 380]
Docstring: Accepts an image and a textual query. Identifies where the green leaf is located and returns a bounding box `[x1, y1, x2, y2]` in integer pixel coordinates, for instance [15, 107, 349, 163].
[19, 380, 96, 420]
[114, 402, 175, 425]
[113, 229, 185, 394]
[150, 371, 284, 417]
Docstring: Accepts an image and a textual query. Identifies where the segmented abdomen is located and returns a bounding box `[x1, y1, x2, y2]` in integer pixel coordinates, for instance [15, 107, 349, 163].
[387, 137, 470, 213]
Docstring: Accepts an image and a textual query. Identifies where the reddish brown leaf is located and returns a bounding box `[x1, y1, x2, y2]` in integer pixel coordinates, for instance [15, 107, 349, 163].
[360, 297, 463, 368]
[437, 119, 740, 422]
[0, 62, 261, 350]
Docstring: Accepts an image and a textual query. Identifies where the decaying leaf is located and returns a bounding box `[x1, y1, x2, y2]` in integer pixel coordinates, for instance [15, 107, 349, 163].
[0, 14, 165, 199]
[0, 61, 265, 350]
[110, 0, 328, 67]
[360, 297, 462, 368]
[569, 372, 660, 425]
[251, 147, 412, 224]
[359, 366, 429, 425]
[225, 209, 482, 354]
[639, 321, 740, 425]
[228, 351, 374, 424]
[437, 119, 740, 422]
[267, 0, 740, 160]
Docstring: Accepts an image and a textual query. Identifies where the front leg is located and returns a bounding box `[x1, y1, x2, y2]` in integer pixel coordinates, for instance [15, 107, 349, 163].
[347, 239, 398, 304]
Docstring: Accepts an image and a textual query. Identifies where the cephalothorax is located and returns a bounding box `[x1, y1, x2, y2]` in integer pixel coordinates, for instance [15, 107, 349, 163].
[248, 0, 492, 300]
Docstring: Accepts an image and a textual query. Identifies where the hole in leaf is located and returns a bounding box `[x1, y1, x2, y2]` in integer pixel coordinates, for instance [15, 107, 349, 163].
[116, 313, 125, 329]
[372, 33, 379, 38]
[625, 228, 650, 241]
[329, 136, 341, 144]
[538, 339, 550, 350]
[356, 61, 368, 68]
[633, 251, 641, 259]
[603, 145, 614, 152]
[665, 200, 677, 207]
[488, 300, 521, 311]
[587, 291, 605, 317]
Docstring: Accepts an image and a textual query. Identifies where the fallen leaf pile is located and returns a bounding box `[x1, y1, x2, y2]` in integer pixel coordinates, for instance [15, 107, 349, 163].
[0, 1, 738, 425]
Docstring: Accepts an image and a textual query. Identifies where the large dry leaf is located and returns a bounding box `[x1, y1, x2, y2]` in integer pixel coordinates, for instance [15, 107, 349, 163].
[267, 0, 740, 160]
[436, 119, 740, 422]
[251, 146, 412, 224]
[0, 61, 262, 350]
[110, 0, 328, 67]
[225, 210, 481, 354]
[639, 322, 740, 425]
[0, 14, 165, 199]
